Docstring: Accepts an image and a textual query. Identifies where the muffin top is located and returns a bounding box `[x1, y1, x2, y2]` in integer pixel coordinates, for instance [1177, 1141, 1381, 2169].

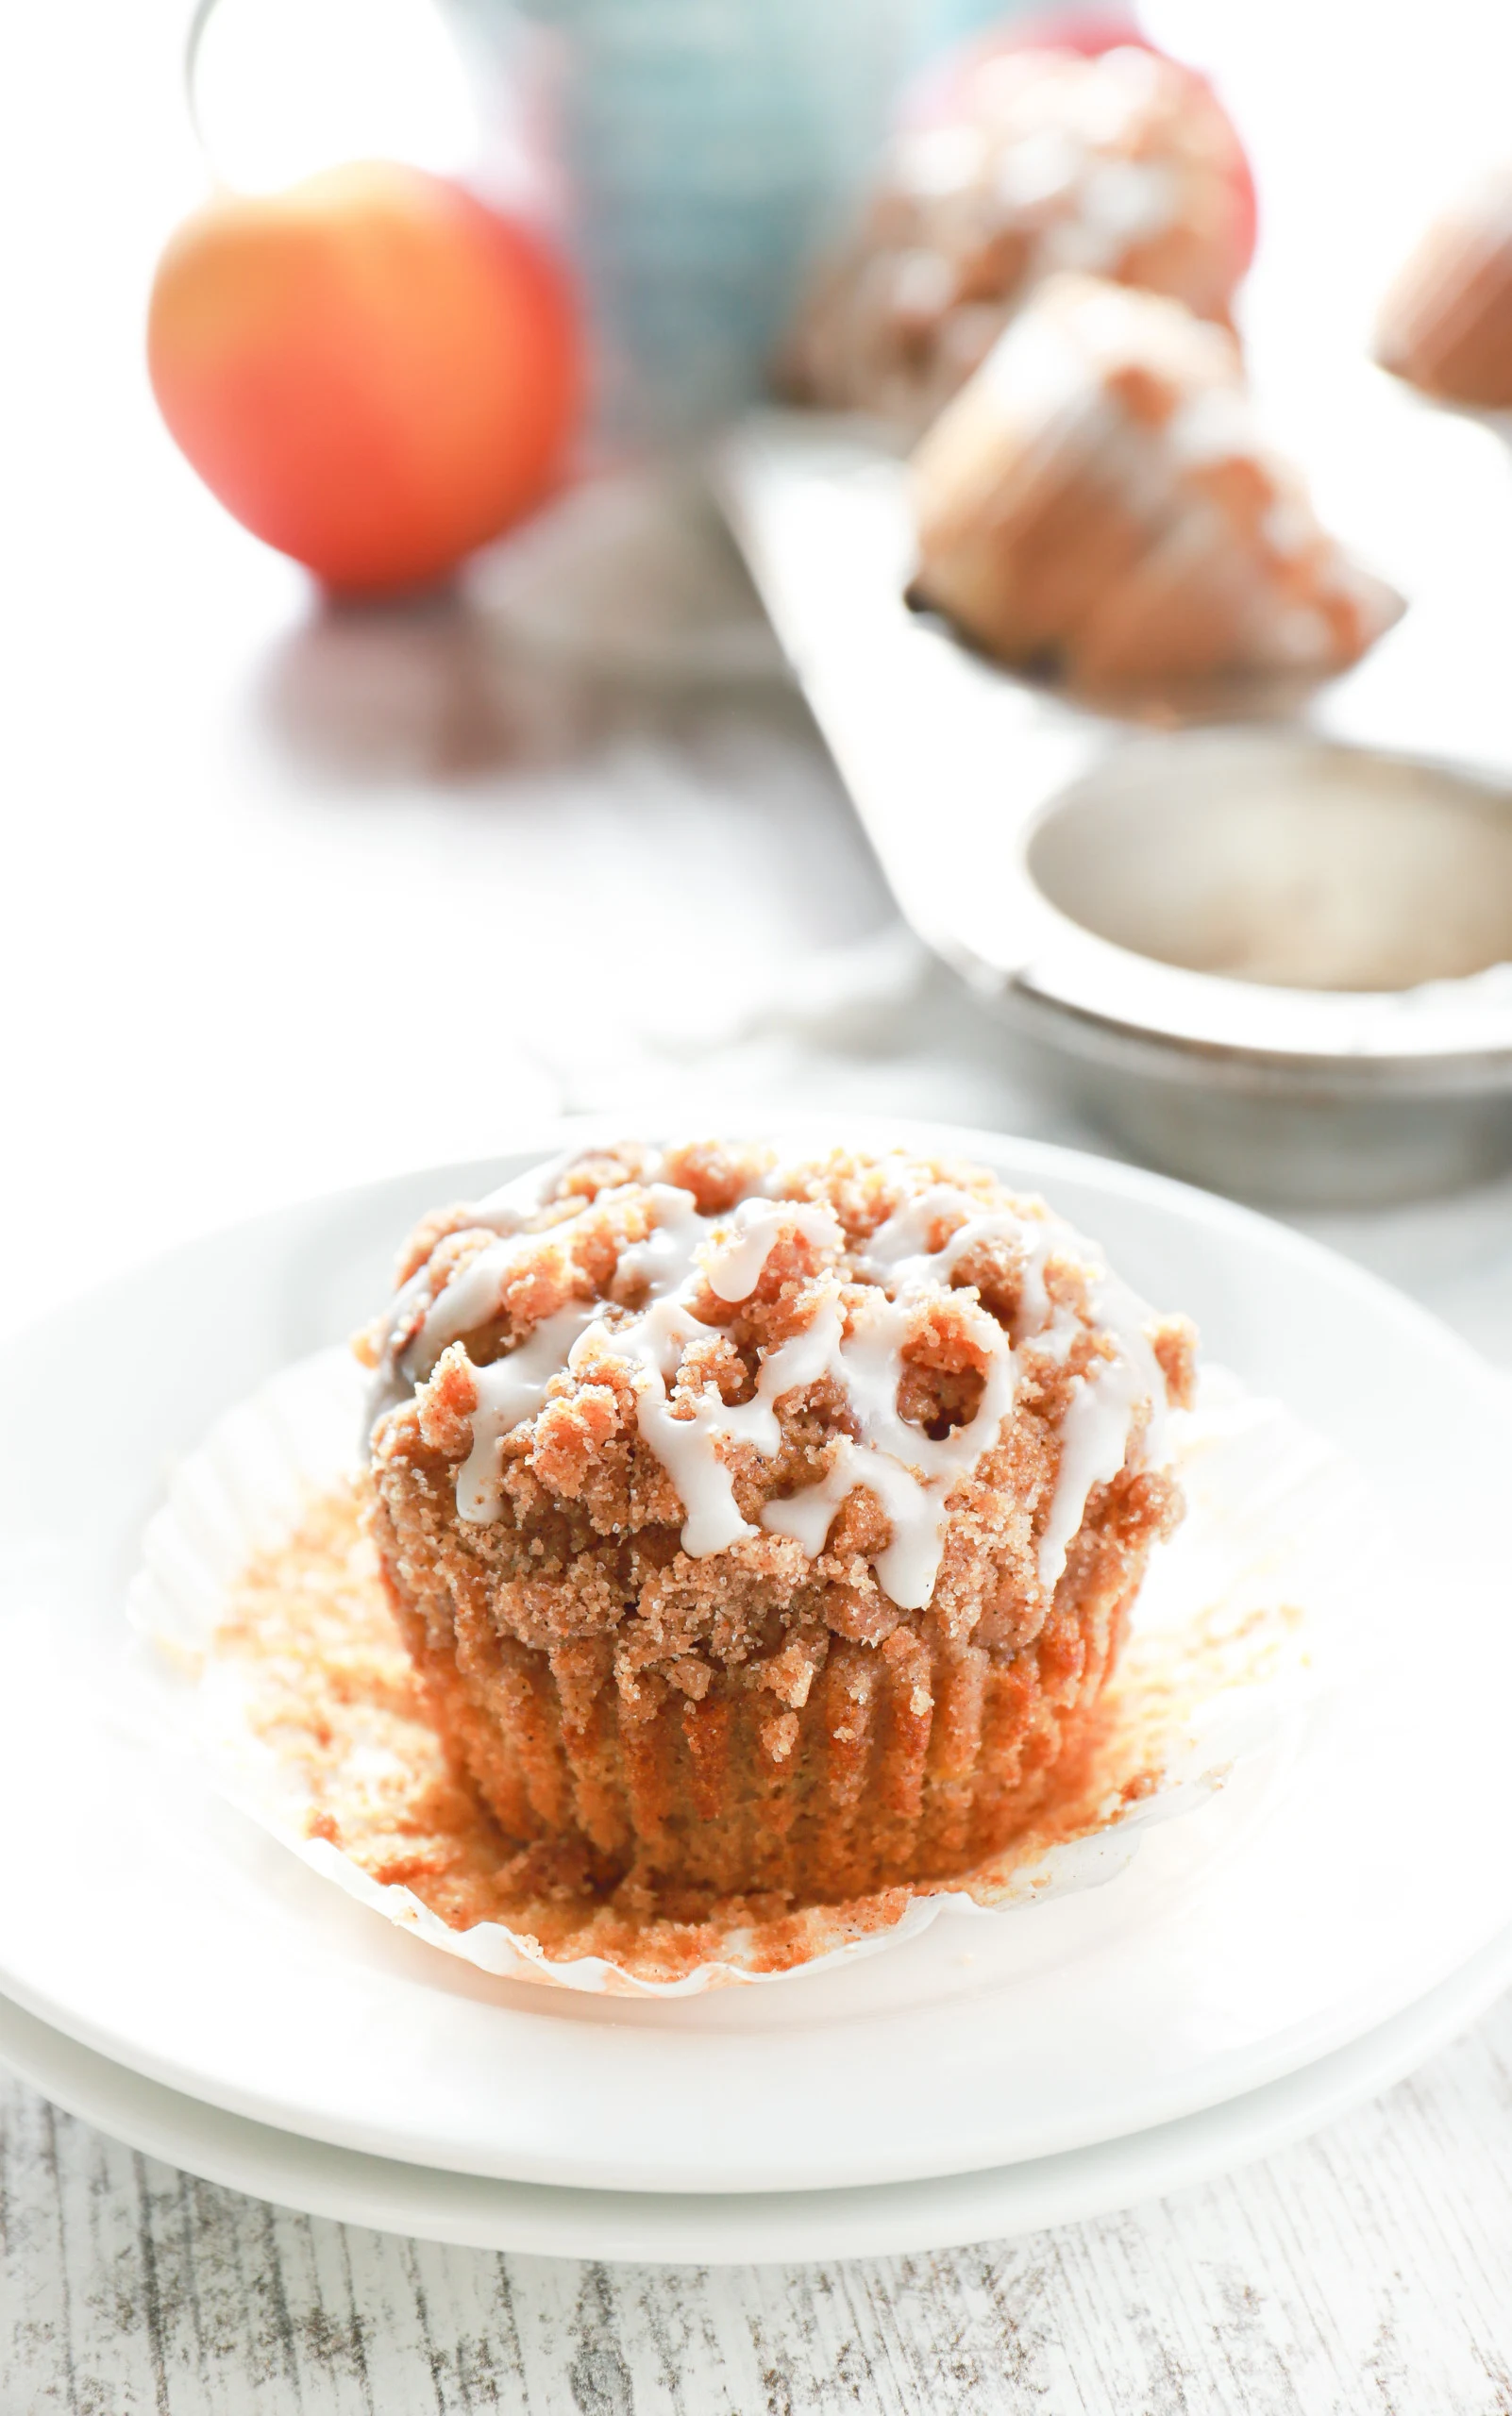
[910, 273, 1403, 683]
[1375, 168, 1512, 408]
[360, 1140, 1195, 1671]
[784, 42, 1250, 433]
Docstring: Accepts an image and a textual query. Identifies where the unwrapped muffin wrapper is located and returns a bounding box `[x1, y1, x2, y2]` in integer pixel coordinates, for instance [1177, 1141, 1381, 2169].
[129, 1348, 1355, 1996]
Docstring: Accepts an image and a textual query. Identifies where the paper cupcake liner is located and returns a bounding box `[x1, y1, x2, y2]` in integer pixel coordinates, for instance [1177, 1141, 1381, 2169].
[128, 1348, 1359, 1997]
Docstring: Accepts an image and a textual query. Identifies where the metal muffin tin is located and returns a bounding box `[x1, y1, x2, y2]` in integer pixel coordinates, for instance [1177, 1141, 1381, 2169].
[715, 412, 1512, 1205]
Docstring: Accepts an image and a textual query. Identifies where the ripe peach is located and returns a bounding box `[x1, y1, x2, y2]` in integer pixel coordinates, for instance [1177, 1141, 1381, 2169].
[148, 161, 582, 594]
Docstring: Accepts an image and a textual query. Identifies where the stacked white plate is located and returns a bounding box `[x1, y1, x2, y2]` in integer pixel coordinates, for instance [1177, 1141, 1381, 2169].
[3, 1122, 1510, 2263]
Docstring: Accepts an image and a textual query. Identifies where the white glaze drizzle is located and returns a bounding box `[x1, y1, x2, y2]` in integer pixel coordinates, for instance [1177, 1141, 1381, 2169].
[756, 1283, 1018, 1610]
[864, 1185, 1039, 1311]
[563, 1190, 848, 1559]
[703, 1198, 844, 1303]
[1035, 1267, 1171, 1590]
[858, 1178, 1172, 1593]
[402, 1233, 537, 1381]
[458, 1302, 604, 1522]
[378, 1159, 1175, 1612]
[1034, 1351, 1145, 1591]
[363, 1155, 584, 1437]
[763, 1436, 945, 1609]
[862, 1183, 1080, 1353]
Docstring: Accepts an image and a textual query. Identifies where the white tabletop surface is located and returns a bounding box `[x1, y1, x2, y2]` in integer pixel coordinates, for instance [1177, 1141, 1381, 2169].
[6, 0, 1512, 2404]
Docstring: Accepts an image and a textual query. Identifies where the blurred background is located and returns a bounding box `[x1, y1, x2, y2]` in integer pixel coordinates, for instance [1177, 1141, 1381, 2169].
[10, 0, 1512, 1350]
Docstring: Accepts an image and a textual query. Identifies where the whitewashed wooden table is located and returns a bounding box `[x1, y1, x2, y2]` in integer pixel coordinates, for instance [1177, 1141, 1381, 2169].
[7, 3, 1512, 2405]
[4, 1998, 1512, 2410]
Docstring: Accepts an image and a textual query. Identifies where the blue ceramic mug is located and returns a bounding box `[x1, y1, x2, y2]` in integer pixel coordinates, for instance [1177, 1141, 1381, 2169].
[446, 0, 929, 446]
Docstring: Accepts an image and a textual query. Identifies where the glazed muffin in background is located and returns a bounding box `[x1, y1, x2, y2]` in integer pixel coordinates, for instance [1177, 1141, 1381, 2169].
[783, 39, 1252, 437]
[358, 1138, 1196, 1917]
[910, 274, 1403, 687]
[1375, 169, 1512, 408]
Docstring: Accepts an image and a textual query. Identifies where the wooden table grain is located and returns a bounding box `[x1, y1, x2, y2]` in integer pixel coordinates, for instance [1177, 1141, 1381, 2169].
[5, 1991, 1512, 2412]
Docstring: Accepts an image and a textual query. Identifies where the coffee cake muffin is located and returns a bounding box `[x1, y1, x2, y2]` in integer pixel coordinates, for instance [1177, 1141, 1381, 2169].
[910, 274, 1403, 685]
[784, 39, 1252, 436]
[358, 1139, 1195, 1917]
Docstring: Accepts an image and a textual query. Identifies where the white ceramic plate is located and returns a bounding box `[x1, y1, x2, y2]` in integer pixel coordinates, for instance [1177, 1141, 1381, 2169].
[128, 1341, 1331, 1997]
[7, 1910, 1512, 2263]
[2, 1120, 1510, 2197]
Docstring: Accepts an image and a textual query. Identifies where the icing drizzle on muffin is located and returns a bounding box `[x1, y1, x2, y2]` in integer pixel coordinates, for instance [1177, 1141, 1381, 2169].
[367, 1149, 1173, 1612]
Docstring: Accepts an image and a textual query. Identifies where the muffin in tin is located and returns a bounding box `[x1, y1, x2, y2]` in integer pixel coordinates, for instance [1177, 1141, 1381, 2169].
[910, 273, 1403, 686]
[784, 40, 1252, 436]
[359, 1138, 1195, 1916]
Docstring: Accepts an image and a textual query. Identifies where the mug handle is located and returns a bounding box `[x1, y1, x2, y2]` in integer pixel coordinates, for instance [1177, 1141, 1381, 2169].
[175, 0, 495, 193]
[182, 0, 224, 172]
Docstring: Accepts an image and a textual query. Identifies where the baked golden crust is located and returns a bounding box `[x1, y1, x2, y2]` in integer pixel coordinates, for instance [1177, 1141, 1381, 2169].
[362, 1139, 1195, 1911]
[1376, 173, 1512, 407]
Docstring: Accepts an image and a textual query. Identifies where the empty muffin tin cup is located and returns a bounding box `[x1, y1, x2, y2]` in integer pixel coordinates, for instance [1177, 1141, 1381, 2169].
[986, 730, 1512, 1206]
